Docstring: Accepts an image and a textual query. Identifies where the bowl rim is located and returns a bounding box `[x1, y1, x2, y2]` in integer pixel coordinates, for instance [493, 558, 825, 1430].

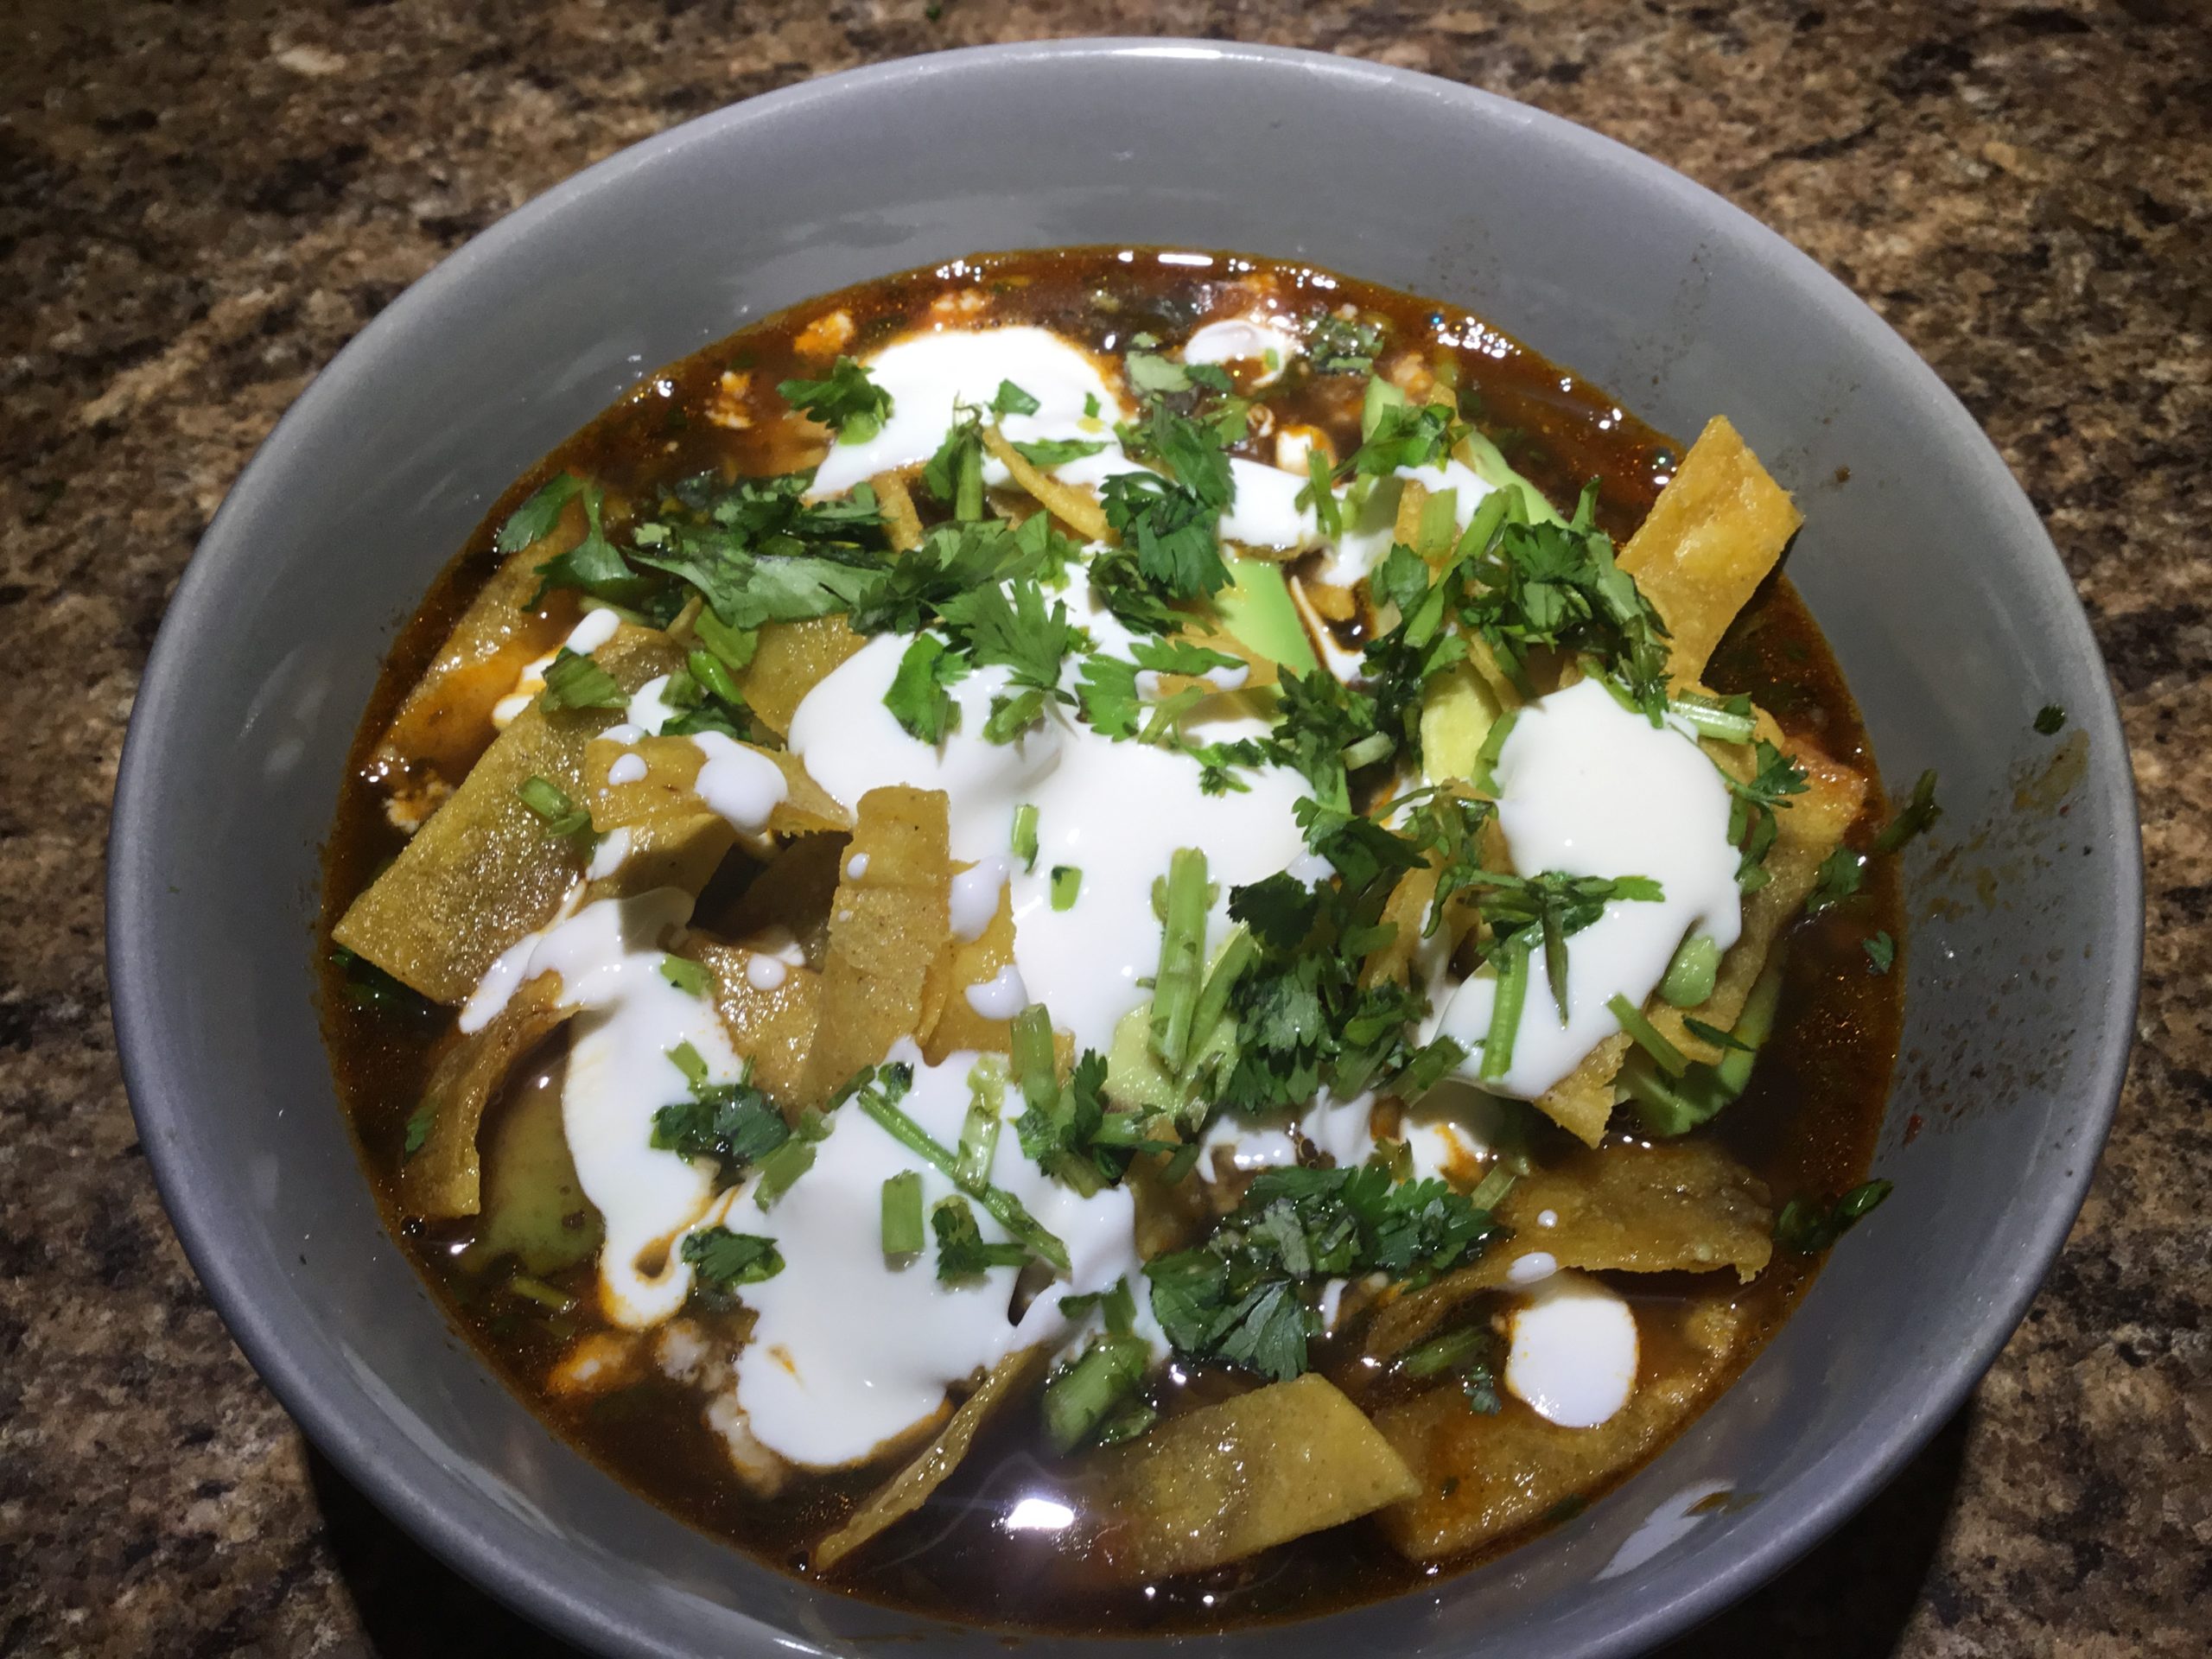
[107, 35, 2143, 1658]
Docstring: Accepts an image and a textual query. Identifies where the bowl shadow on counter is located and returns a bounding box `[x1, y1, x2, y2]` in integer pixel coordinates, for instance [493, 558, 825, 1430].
[305, 1403, 1974, 1657]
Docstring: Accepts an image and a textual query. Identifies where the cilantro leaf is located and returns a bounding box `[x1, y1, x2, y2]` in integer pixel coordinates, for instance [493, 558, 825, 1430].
[1775, 1179, 1892, 1253]
[498, 473, 582, 554]
[883, 633, 969, 743]
[931, 1194, 1031, 1282]
[778, 357, 893, 444]
[1012, 435, 1108, 467]
[651, 1065, 791, 1189]
[1862, 931, 1896, 974]
[681, 1226, 785, 1290]
[991, 379, 1041, 416]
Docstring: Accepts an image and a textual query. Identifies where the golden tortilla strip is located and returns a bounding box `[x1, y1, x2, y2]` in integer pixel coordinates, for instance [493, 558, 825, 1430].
[812, 1346, 1049, 1573]
[871, 469, 925, 552]
[1523, 726, 1864, 1138]
[1363, 1141, 1773, 1361]
[1656, 738, 1866, 1067]
[399, 974, 572, 1220]
[1619, 416, 1801, 683]
[1075, 1374, 1420, 1580]
[715, 836, 847, 969]
[735, 617, 867, 737]
[983, 426, 1111, 543]
[1362, 862, 1440, 989]
[1534, 1033, 1633, 1147]
[374, 516, 585, 791]
[1376, 1296, 1752, 1560]
[683, 939, 823, 1110]
[921, 868, 1018, 1062]
[334, 627, 686, 1002]
[586, 734, 847, 861]
[798, 786, 953, 1105]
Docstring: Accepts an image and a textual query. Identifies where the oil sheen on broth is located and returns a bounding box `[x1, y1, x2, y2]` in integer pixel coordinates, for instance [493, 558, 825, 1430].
[320, 247, 1904, 1632]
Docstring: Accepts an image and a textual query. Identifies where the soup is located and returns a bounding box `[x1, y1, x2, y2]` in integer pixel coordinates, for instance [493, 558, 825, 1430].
[319, 247, 1910, 1630]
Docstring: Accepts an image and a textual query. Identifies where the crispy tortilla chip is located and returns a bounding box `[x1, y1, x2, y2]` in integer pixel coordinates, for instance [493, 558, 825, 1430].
[812, 1346, 1049, 1572]
[922, 866, 1018, 1061]
[334, 628, 686, 1002]
[797, 786, 954, 1105]
[1619, 416, 1802, 683]
[736, 617, 867, 738]
[683, 939, 823, 1110]
[1075, 1374, 1420, 1580]
[715, 836, 848, 969]
[872, 469, 925, 553]
[984, 425, 1111, 542]
[399, 974, 572, 1220]
[1657, 735, 1866, 1066]
[1376, 1295, 1753, 1560]
[374, 518, 584, 791]
[1363, 1140, 1773, 1362]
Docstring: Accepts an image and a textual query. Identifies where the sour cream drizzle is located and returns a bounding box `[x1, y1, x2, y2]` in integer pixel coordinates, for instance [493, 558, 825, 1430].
[720, 1044, 1151, 1467]
[1503, 1270, 1639, 1427]
[1432, 678, 1743, 1098]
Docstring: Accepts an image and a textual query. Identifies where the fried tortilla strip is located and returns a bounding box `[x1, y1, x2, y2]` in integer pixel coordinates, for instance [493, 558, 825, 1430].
[982, 425, 1113, 543]
[1654, 736, 1865, 1067]
[1376, 1296, 1752, 1560]
[334, 627, 686, 1002]
[1074, 1373, 1419, 1580]
[1524, 728, 1864, 1142]
[400, 974, 572, 1219]
[1618, 416, 1802, 683]
[735, 617, 868, 738]
[1363, 1140, 1773, 1361]
[872, 468, 925, 553]
[797, 786, 953, 1105]
[1361, 861, 1441, 989]
[584, 732, 848, 883]
[715, 836, 848, 969]
[373, 513, 585, 796]
[922, 868, 1018, 1061]
[683, 939, 823, 1111]
[812, 1345, 1049, 1573]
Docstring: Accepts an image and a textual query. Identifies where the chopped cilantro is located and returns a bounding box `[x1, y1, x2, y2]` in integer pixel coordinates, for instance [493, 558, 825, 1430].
[497, 473, 582, 554]
[882, 633, 968, 742]
[657, 955, 711, 997]
[930, 1193, 1029, 1282]
[1146, 1163, 1504, 1382]
[2034, 703, 2067, 735]
[1804, 845, 1865, 918]
[538, 649, 626, 713]
[1870, 770, 1942, 856]
[516, 775, 592, 837]
[1774, 1179, 1893, 1253]
[1011, 435, 1108, 467]
[777, 357, 893, 444]
[990, 378, 1041, 416]
[681, 1226, 785, 1290]
[1307, 313, 1386, 375]
[402, 1103, 433, 1160]
[651, 1063, 791, 1188]
[1862, 931, 1896, 974]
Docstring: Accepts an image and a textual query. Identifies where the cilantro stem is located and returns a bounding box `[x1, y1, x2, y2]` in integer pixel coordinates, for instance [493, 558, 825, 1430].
[1398, 1322, 1491, 1380]
[880, 1171, 924, 1259]
[852, 1074, 1069, 1271]
[1667, 692, 1757, 745]
[1478, 944, 1529, 1082]
[1186, 925, 1255, 1071]
[1871, 769, 1942, 855]
[1050, 865, 1082, 910]
[955, 1059, 1004, 1190]
[1040, 1333, 1151, 1454]
[956, 431, 984, 522]
[1465, 1163, 1516, 1213]
[1607, 993, 1689, 1078]
[1148, 849, 1211, 1074]
[1341, 732, 1395, 771]
[1011, 803, 1039, 871]
[1453, 487, 1510, 562]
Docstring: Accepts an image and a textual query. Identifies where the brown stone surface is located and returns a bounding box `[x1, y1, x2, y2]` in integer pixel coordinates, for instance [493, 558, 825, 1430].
[2, 1, 2204, 1655]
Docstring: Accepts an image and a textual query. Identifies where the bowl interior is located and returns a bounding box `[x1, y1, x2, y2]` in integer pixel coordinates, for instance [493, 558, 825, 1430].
[110, 40, 2139, 1659]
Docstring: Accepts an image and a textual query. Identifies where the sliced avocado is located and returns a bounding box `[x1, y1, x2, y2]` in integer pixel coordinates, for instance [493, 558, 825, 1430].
[1421, 661, 1505, 784]
[1217, 554, 1319, 677]
[474, 1071, 603, 1274]
[1454, 430, 1567, 527]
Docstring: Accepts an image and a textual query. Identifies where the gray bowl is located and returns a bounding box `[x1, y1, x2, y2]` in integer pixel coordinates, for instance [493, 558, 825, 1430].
[107, 38, 2139, 1659]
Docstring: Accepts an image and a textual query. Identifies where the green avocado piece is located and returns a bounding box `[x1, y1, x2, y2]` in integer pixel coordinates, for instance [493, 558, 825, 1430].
[1216, 554, 1319, 676]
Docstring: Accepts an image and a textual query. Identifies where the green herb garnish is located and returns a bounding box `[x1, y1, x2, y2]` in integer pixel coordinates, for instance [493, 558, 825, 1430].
[1774, 1179, 1893, 1253]
[777, 357, 893, 444]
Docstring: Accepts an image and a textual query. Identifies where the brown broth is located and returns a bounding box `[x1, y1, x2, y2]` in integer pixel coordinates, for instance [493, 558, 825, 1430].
[318, 248, 1904, 1632]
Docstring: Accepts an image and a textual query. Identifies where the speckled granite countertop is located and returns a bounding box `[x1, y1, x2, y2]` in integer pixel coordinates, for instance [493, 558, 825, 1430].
[3, 1, 2204, 1653]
